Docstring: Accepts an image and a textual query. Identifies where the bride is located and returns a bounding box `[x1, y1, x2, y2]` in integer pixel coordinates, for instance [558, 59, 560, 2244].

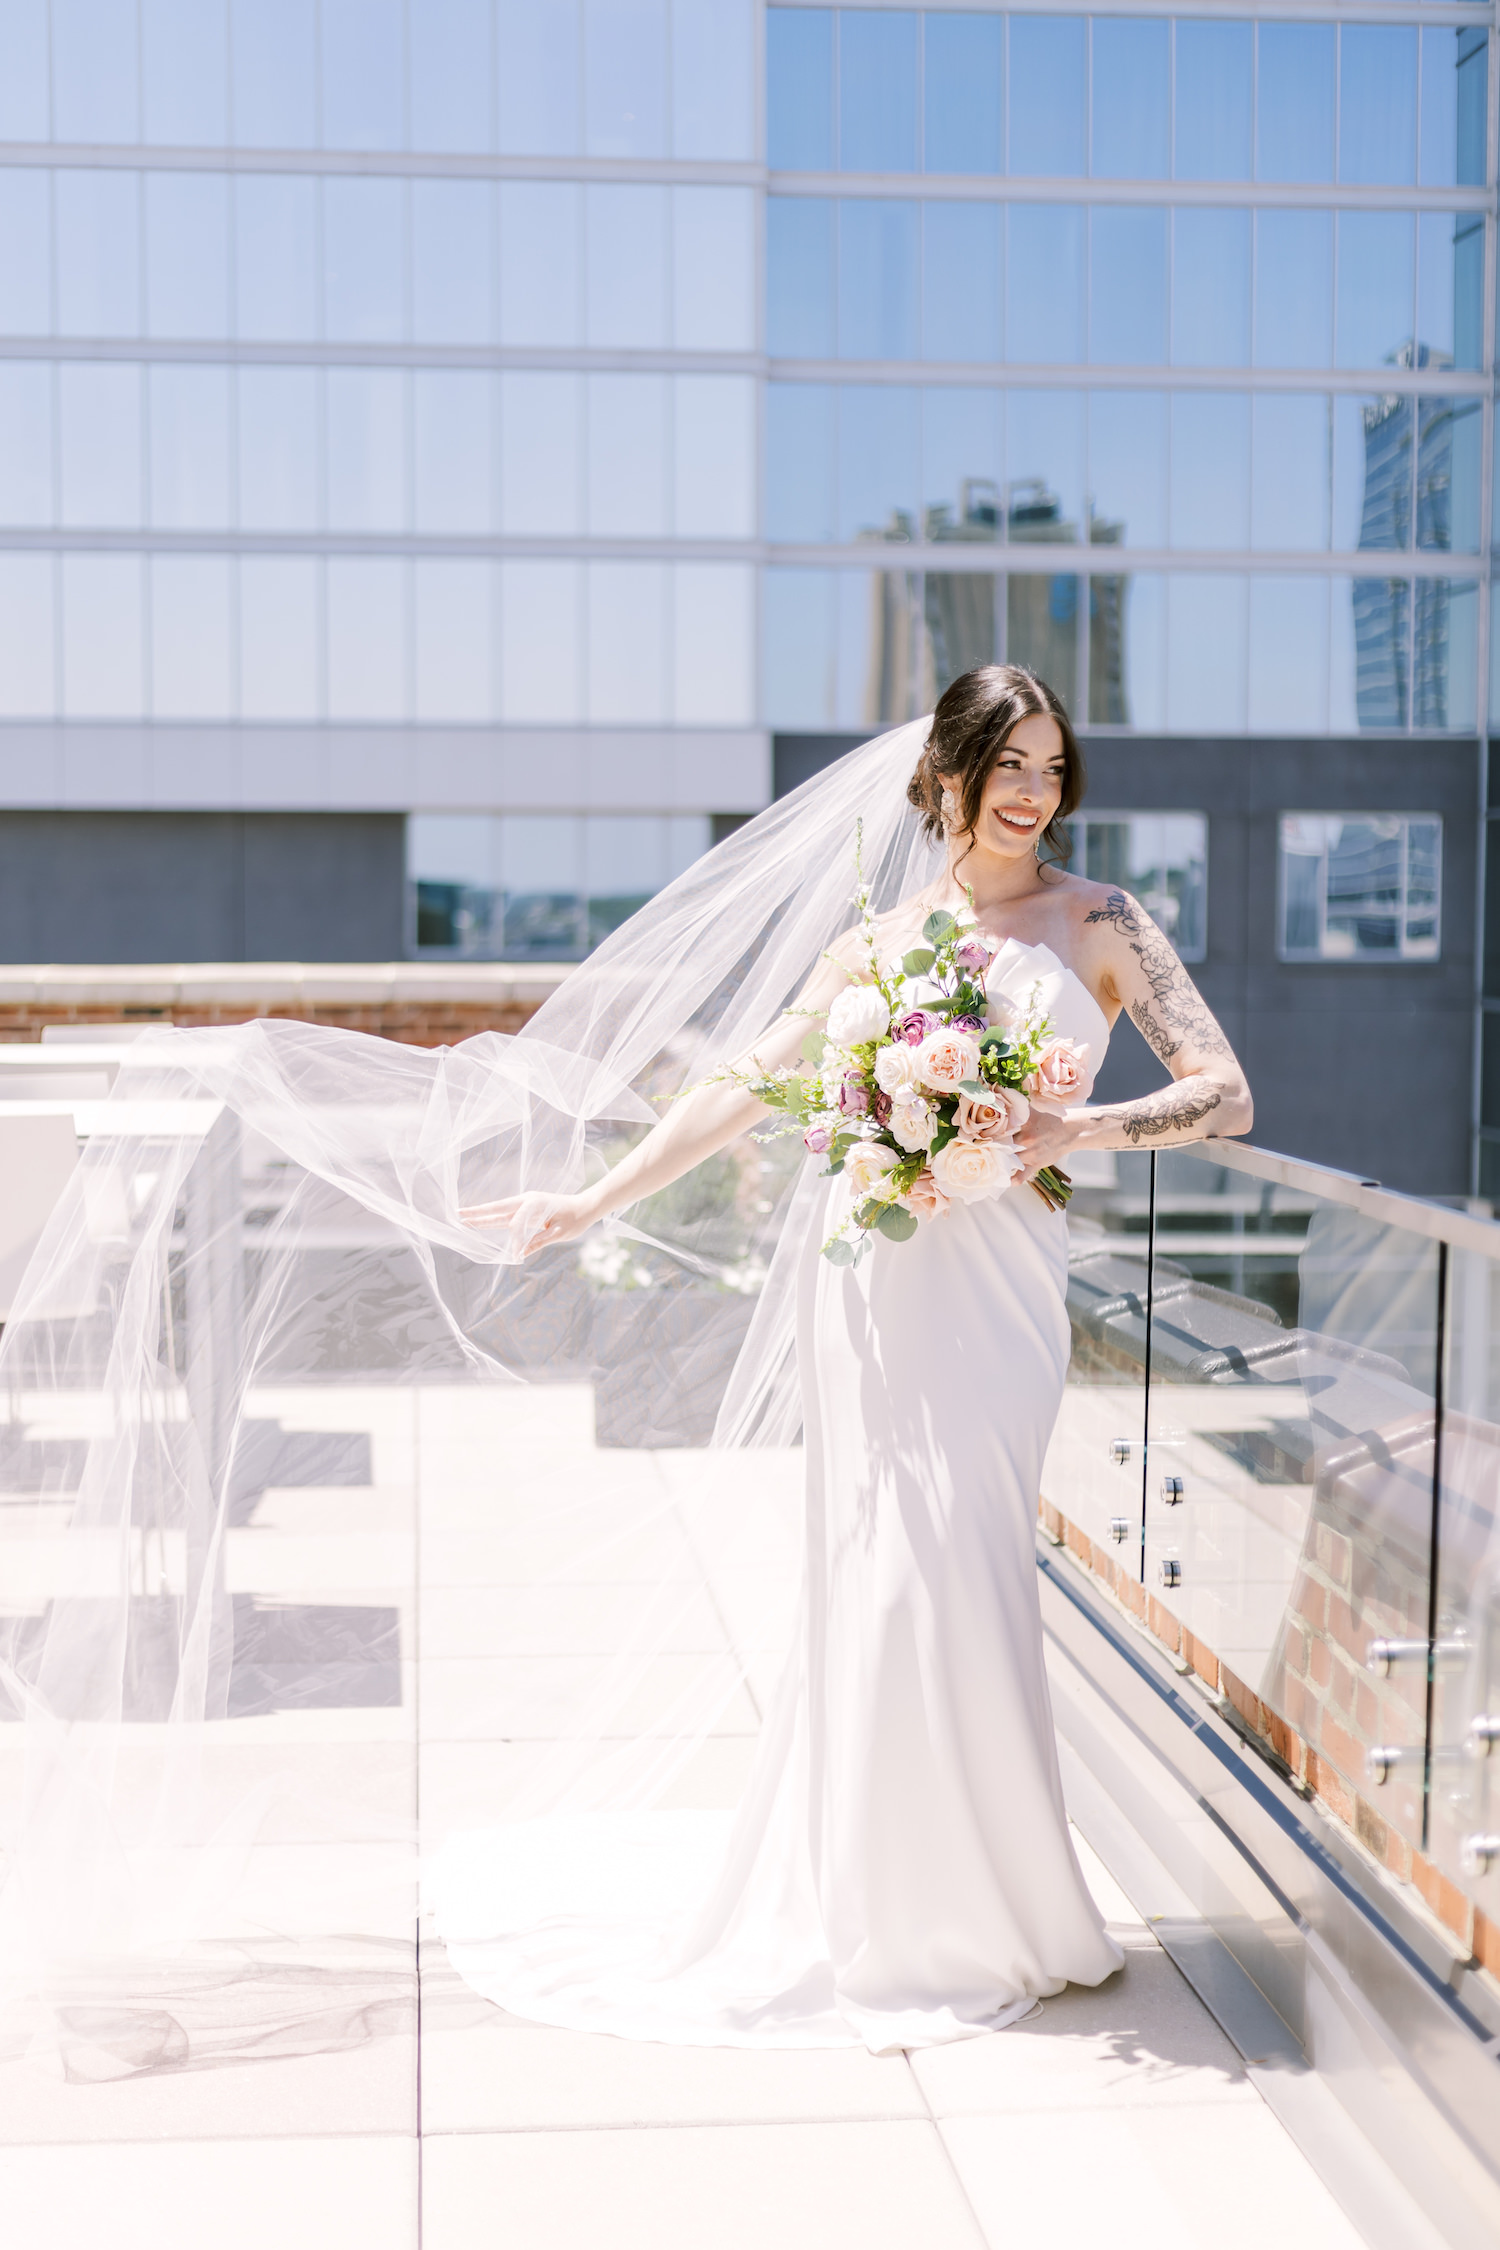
[445, 662, 1253, 2052]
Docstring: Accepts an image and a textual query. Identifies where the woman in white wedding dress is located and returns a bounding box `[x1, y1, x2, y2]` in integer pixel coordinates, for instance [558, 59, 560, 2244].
[445, 664, 1253, 2053]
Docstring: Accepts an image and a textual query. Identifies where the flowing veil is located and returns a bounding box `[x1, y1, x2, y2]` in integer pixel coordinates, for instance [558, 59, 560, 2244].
[0, 718, 945, 2067]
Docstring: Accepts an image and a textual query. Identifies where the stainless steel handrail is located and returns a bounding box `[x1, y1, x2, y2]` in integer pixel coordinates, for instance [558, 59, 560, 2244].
[1200, 1137, 1500, 1259]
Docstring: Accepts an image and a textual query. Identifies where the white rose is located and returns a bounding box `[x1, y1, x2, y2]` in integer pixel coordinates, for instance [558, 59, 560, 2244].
[913, 1027, 982, 1097]
[826, 983, 891, 1047]
[889, 1091, 936, 1152]
[930, 1136, 1022, 1205]
[843, 1141, 900, 1199]
[873, 1042, 923, 1096]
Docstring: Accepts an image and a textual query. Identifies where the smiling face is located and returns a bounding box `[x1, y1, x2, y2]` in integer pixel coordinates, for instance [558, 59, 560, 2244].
[941, 712, 1067, 869]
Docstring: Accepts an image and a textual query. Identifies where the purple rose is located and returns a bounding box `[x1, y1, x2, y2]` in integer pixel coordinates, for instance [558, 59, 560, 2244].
[952, 1014, 985, 1034]
[803, 1123, 833, 1154]
[838, 1075, 870, 1116]
[954, 938, 992, 974]
[898, 1009, 938, 1046]
[871, 1090, 893, 1126]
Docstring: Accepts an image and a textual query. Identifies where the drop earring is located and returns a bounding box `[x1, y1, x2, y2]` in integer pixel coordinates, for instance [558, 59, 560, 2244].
[940, 788, 958, 829]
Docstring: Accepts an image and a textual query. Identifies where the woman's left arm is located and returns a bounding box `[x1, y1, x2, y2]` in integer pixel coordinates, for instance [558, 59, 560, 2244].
[1015, 888, 1253, 1171]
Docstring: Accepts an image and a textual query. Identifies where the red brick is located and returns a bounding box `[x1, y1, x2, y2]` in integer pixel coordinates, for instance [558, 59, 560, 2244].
[1473, 1906, 1500, 1978]
[1308, 1638, 1332, 1690]
[1147, 1596, 1181, 1653]
[1294, 1575, 1326, 1632]
[1318, 1713, 1365, 1782]
[1118, 1575, 1146, 1620]
[1413, 1854, 1475, 1949]
[1355, 1679, 1379, 1738]
[1221, 1667, 1258, 1729]
[1065, 1520, 1090, 1563]
[1184, 1629, 1218, 1689]
[1307, 1749, 1353, 1824]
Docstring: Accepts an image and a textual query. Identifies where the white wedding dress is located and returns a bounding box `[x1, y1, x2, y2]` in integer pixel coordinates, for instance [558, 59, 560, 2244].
[434, 938, 1126, 2051]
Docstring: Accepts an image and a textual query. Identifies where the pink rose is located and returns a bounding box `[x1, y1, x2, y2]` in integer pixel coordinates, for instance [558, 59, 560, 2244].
[954, 1085, 1030, 1142]
[901, 1168, 950, 1223]
[952, 1014, 985, 1034]
[897, 1009, 938, 1046]
[838, 1074, 870, 1116]
[954, 936, 992, 974]
[912, 1026, 981, 1097]
[930, 1136, 1022, 1205]
[803, 1124, 833, 1154]
[1025, 1037, 1092, 1113]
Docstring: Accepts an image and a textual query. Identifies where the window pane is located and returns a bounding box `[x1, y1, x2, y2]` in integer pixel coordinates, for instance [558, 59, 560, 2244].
[836, 566, 923, 726]
[1419, 397, 1482, 555]
[414, 369, 494, 534]
[672, 186, 754, 351]
[1087, 391, 1166, 548]
[59, 363, 141, 527]
[925, 572, 997, 695]
[1105, 572, 1164, 726]
[1421, 27, 1488, 188]
[0, 171, 51, 335]
[1173, 20, 1251, 183]
[673, 563, 754, 724]
[764, 564, 834, 727]
[1253, 210, 1331, 368]
[923, 202, 1001, 362]
[839, 9, 917, 173]
[413, 181, 493, 344]
[838, 384, 919, 541]
[415, 559, 493, 722]
[231, 0, 316, 148]
[585, 184, 667, 347]
[150, 556, 232, 719]
[498, 183, 581, 347]
[321, 0, 402, 150]
[1171, 208, 1249, 366]
[767, 383, 834, 542]
[923, 11, 1002, 176]
[768, 6, 833, 169]
[0, 556, 55, 717]
[0, 363, 54, 525]
[767, 198, 834, 358]
[587, 561, 667, 721]
[1336, 212, 1413, 371]
[499, 559, 583, 721]
[1091, 19, 1168, 180]
[237, 366, 318, 531]
[1166, 574, 1247, 730]
[588, 372, 668, 536]
[1007, 572, 1077, 705]
[149, 364, 231, 529]
[838, 200, 918, 359]
[500, 370, 582, 534]
[328, 557, 407, 720]
[1419, 211, 1483, 373]
[674, 374, 755, 539]
[410, 0, 493, 154]
[585, 0, 666, 158]
[1256, 23, 1334, 183]
[922, 386, 1002, 544]
[1247, 575, 1329, 731]
[62, 554, 144, 717]
[1450, 399, 1482, 554]
[1008, 16, 1085, 178]
[54, 0, 139, 140]
[673, 0, 754, 162]
[325, 368, 408, 532]
[1007, 206, 1083, 363]
[1335, 394, 1412, 553]
[1006, 389, 1083, 543]
[323, 178, 405, 342]
[1340, 26, 1416, 187]
[1169, 394, 1249, 549]
[238, 555, 318, 719]
[502, 816, 584, 959]
[56, 171, 141, 338]
[1415, 580, 1476, 730]
[497, 0, 580, 156]
[1250, 394, 1329, 551]
[145, 172, 230, 339]
[0, 0, 50, 141]
[584, 815, 662, 945]
[143, 0, 229, 144]
[1090, 207, 1166, 363]
[1339, 577, 1411, 729]
[235, 176, 317, 340]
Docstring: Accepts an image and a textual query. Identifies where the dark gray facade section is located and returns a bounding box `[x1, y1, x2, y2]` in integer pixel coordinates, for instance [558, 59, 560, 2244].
[773, 733, 1482, 1197]
[0, 813, 407, 964]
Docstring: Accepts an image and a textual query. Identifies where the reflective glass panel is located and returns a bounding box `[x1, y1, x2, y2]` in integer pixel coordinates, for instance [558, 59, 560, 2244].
[1006, 205, 1084, 363]
[1334, 394, 1413, 552]
[53, 0, 139, 140]
[231, 0, 317, 149]
[500, 370, 582, 535]
[836, 565, 925, 725]
[1336, 212, 1414, 371]
[497, 0, 580, 156]
[1072, 813, 1207, 958]
[234, 176, 318, 341]
[1173, 20, 1252, 183]
[1256, 23, 1335, 183]
[587, 372, 668, 537]
[1432, 1239, 1500, 1917]
[672, 0, 755, 163]
[61, 554, 144, 718]
[922, 202, 1001, 362]
[1008, 15, 1086, 179]
[238, 555, 318, 720]
[1250, 394, 1330, 551]
[1091, 571, 1164, 727]
[838, 384, 920, 542]
[1339, 26, 1418, 187]
[1337, 576, 1412, 730]
[585, 184, 668, 348]
[1171, 208, 1250, 366]
[585, 816, 667, 947]
[502, 816, 584, 958]
[672, 186, 754, 352]
[1087, 391, 1166, 549]
[1165, 574, 1247, 729]
[145, 172, 230, 340]
[839, 8, 917, 172]
[1247, 575, 1330, 732]
[1279, 816, 1440, 959]
[1007, 389, 1083, 545]
[321, 0, 403, 151]
[673, 373, 755, 540]
[498, 183, 581, 347]
[1420, 26, 1488, 188]
[767, 197, 835, 358]
[923, 11, 1002, 176]
[498, 558, 583, 722]
[412, 181, 493, 344]
[237, 366, 319, 532]
[414, 370, 495, 535]
[1007, 572, 1078, 705]
[0, 363, 53, 526]
[1418, 211, 1483, 373]
[922, 386, 1002, 544]
[150, 556, 232, 720]
[767, 384, 835, 542]
[764, 565, 834, 727]
[1418, 396, 1482, 555]
[0, 0, 49, 141]
[0, 556, 55, 718]
[410, 814, 500, 955]
[58, 363, 142, 528]
[143, 0, 229, 145]
[325, 368, 408, 532]
[672, 562, 754, 724]
[768, 6, 833, 169]
[56, 170, 141, 338]
[585, 0, 667, 159]
[838, 200, 919, 360]
[322, 178, 405, 343]
[926, 572, 997, 695]
[586, 561, 668, 723]
[1090, 207, 1166, 364]
[1090, 18, 1168, 181]
[1415, 580, 1478, 731]
[1253, 211, 1332, 369]
[149, 364, 231, 530]
[327, 557, 407, 721]
[410, 0, 494, 153]
[0, 171, 51, 336]
[1169, 393, 1250, 550]
[414, 559, 494, 723]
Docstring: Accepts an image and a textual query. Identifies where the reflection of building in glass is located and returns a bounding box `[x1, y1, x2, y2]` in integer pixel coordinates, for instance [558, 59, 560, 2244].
[1354, 385, 1415, 728]
[1006, 480, 1079, 704]
[1072, 812, 1207, 959]
[1086, 509, 1127, 725]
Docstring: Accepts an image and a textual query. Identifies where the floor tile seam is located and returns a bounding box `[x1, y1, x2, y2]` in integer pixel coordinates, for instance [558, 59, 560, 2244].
[0, 2128, 423, 2153]
[416, 2113, 946, 2138]
[902, 2052, 999, 2248]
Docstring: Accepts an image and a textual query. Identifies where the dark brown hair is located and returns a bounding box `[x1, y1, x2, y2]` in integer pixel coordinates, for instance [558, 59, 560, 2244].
[907, 664, 1086, 870]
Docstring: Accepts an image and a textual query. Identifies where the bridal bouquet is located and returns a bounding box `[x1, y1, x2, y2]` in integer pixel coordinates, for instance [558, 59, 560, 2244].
[731, 868, 1088, 1263]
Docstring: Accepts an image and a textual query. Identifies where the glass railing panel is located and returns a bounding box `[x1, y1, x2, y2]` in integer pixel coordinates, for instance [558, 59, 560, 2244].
[1043, 1151, 1153, 1574]
[1142, 1148, 1439, 1850]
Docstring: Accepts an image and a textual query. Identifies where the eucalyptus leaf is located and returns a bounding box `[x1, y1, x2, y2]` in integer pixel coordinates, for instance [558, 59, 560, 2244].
[901, 946, 936, 977]
[784, 1075, 807, 1111]
[922, 910, 957, 943]
[823, 1238, 856, 1266]
[930, 1122, 957, 1155]
[978, 1029, 1012, 1053]
[876, 1204, 919, 1242]
[956, 1079, 988, 1097]
[801, 1031, 827, 1064]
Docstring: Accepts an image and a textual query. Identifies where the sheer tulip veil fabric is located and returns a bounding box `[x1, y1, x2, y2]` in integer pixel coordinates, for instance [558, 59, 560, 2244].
[0, 716, 1120, 2062]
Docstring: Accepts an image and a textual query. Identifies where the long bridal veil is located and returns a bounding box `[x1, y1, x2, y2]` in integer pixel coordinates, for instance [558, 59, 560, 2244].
[0, 718, 943, 2066]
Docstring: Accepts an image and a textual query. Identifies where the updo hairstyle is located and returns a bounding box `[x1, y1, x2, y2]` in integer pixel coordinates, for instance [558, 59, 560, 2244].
[907, 664, 1086, 870]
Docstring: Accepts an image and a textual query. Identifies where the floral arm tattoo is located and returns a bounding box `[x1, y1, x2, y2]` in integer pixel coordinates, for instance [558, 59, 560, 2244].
[1113, 1080, 1222, 1146]
[1082, 890, 1230, 1066]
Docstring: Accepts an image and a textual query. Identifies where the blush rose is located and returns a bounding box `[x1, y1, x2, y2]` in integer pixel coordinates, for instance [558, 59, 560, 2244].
[954, 1085, 1030, 1142]
[901, 1168, 950, 1223]
[912, 1027, 981, 1097]
[930, 1136, 1022, 1205]
[1025, 1037, 1092, 1113]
